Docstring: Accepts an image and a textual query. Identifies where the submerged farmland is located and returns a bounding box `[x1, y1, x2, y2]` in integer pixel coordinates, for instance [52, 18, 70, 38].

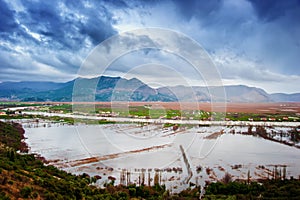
[24, 122, 300, 192]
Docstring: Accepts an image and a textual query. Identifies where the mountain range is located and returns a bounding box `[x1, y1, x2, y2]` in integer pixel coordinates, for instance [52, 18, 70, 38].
[0, 76, 299, 102]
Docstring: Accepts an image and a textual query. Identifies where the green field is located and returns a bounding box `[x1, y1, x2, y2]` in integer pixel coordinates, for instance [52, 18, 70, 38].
[1, 102, 299, 122]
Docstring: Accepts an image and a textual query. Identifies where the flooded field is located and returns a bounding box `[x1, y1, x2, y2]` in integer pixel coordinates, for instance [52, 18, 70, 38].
[24, 123, 300, 192]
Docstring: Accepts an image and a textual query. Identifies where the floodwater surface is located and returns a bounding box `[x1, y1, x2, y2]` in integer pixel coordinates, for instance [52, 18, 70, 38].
[24, 123, 300, 191]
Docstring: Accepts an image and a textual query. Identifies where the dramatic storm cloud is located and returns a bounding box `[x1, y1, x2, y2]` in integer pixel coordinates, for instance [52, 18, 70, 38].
[0, 0, 299, 93]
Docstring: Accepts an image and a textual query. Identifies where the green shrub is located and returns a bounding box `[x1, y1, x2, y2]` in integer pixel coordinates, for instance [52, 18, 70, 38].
[128, 187, 136, 197]
[20, 186, 32, 198]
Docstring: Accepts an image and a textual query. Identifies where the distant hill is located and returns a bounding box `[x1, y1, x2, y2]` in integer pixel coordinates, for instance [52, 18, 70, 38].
[270, 93, 300, 102]
[0, 81, 65, 92]
[0, 76, 299, 102]
[223, 85, 271, 102]
[0, 81, 66, 100]
[159, 85, 273, 102]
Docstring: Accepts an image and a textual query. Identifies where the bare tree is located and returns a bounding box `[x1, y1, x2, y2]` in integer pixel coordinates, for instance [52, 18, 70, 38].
[222, 172, 232, 184]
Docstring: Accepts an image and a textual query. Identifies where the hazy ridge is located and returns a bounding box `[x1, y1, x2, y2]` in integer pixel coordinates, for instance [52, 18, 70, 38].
[0, 76, 299, 102]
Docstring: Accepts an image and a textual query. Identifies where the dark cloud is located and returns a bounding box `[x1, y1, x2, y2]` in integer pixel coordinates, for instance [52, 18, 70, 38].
[13, 0, 117, 50]
[0, 0, 299, 93]
[240, 0, 300, 75]
[0, 0, 118, 82]
[101, 0, 129, 8]
[171, 0, 300, 77]
[79, 12, 117, 46]
[249, 0, 300, 22]
[0, 0, 18, 32]
[171, 0, 223, 21]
